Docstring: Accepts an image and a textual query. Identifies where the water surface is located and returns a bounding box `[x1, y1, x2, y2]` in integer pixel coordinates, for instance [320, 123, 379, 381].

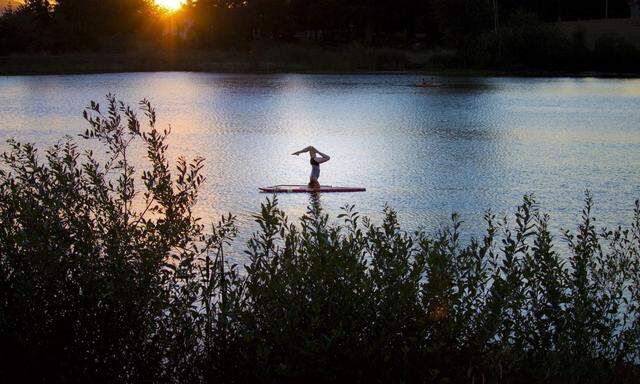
[1, 73, 639, 262]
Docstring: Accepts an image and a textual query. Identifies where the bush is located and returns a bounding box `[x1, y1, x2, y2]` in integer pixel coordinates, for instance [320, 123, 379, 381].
[461, 11, 640, 73]
[1, 97, 639, 383]
[464, 12, 573, 71]
[592, 36, 640, 73]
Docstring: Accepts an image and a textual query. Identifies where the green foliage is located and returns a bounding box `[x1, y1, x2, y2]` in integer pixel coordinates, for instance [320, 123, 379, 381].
[0, 1, 54, 54]
[1, 0, 639, 73]
[430, 0, 494, 48]
[0, 0, 161, 53]
[592, 35, 640, 72]
[1, 97, 639, 383]
[0, 95, 233, 383]
[459, 11, 640, 73]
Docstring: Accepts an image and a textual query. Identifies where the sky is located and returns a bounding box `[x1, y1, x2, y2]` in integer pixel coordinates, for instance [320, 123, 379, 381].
[0, 0, 19, 11]
[0, 0, 185, 12]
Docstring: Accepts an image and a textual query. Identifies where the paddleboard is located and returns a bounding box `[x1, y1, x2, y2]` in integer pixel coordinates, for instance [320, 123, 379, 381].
[259, 185, 366, 193]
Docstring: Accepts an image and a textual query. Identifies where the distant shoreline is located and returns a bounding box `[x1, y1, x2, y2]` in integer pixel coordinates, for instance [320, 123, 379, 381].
[1, 50, 640, 78]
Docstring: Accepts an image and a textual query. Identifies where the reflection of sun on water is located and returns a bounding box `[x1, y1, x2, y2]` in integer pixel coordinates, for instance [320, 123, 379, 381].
[156, 0, 184, 11]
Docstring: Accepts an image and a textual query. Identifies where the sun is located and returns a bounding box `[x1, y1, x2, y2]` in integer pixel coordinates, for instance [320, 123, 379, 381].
[155, 0, 184, 12]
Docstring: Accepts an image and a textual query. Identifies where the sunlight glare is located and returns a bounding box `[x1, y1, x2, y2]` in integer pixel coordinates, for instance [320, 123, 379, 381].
[156, 0, 184, 12]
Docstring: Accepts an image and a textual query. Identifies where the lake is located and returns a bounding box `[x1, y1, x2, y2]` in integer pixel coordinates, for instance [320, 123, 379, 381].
[1, 73, 639, 262]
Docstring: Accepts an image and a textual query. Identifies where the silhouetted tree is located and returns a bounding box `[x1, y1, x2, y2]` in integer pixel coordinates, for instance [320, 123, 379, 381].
[53, 0, 158, 50]
[0, 0, 636, 63]
[431, 0, 493, 47]
[0, 0, 54, 53]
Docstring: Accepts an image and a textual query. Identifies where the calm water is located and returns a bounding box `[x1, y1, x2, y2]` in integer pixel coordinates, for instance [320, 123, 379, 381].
[1, 73, 640, 262]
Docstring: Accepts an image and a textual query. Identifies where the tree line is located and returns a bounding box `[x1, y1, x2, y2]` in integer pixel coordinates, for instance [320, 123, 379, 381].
[0, 0, 634, 54]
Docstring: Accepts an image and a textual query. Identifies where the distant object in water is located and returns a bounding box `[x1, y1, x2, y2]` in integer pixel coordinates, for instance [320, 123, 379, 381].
[416, 80, 443, 88]
[260, 185, 366, 193]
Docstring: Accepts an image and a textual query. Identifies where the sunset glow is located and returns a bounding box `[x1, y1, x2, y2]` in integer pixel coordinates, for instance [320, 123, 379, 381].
[155, 0, 184, 12]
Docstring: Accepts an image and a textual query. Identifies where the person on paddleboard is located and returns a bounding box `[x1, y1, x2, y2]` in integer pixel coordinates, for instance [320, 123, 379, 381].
[292, 146, 330, 188]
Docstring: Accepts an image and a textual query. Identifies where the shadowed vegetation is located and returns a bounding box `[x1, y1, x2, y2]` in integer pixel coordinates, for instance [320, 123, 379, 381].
[0, 97, 639, 383]
[0, 0, 639, 74]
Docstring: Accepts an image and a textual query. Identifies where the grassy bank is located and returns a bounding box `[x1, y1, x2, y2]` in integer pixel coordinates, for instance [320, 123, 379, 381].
[1, 96, 639, 383]
[2, 42, 640, 77]
[0, 46, 441, 75]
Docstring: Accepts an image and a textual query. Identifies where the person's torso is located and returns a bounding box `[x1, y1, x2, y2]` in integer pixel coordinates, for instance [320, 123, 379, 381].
[310, 158, 320, 177]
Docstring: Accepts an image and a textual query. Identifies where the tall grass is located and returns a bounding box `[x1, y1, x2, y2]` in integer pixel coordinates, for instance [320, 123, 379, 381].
[0, 97, 639, 383]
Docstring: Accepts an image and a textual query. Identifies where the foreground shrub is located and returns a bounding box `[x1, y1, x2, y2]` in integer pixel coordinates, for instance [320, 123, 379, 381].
[0, 97, 639, 383]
